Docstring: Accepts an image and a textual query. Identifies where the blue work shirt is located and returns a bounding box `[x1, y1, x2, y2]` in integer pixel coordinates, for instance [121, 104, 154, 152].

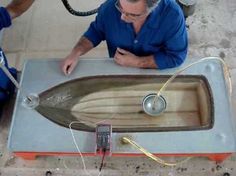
[0, 7, 11, 67]
[0, 7, 11, 31]
[84, 0, 188, 69]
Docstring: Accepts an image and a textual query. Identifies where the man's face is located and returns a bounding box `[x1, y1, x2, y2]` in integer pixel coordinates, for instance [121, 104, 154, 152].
[115, 0, 149, 23]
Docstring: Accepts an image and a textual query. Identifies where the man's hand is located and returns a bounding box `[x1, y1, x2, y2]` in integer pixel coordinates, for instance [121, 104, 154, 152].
[61, 37, 94, 75]
[114, 48, 157, 68]
[61, 53, 79, 75]
[6, 0, 34, 19]
[114, 48, 140, 67]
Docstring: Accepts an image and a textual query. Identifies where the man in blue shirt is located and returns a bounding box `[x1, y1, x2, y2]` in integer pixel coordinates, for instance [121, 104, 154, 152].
[0, 0, 34, 31]
[0, 0, 35, 58]
[62, 0, 188, 75]
[0, 0, 34, 106]
[0, 0, 34, 68]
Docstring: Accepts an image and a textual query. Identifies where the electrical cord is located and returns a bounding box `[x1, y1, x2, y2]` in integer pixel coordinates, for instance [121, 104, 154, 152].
[122, 137, 192, 167]
[99, 148, 107, 172]
[153, 57, 232, 108]
[69, 121, 102, 176]
[69, 119, 114, 175]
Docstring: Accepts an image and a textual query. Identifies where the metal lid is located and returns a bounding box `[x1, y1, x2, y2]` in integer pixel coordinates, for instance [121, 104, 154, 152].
[142, 93, 167, 116]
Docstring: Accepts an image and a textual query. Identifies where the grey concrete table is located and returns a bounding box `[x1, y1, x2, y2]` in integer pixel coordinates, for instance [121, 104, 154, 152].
[7, 58, 236, 161]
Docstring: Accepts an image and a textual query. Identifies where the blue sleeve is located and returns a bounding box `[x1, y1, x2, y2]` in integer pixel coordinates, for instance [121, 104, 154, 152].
[154, 8, 188, 69]
[83, 5, 106, 47]
[0, 7, 12, 31]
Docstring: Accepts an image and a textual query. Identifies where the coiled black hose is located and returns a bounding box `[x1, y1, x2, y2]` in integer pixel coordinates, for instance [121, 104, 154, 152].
[61, 0, 99, 16]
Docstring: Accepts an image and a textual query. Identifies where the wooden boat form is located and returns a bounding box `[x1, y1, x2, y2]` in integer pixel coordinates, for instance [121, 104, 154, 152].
[35, 75, 213, 132]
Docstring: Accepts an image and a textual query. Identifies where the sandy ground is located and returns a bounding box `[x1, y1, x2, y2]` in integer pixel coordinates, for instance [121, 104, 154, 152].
[187, 0, 236, 67]
[0, 0, 236, 175]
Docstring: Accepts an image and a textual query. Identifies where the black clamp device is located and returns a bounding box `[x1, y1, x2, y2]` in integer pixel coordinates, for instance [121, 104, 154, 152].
[95, 124, 112, 156]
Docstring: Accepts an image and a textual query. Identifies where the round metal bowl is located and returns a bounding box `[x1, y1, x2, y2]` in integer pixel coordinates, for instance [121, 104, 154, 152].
[142, 93, 167, 117]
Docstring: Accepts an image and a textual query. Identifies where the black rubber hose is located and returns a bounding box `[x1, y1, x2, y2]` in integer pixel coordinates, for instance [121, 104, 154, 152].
[61, 0, 99, 16]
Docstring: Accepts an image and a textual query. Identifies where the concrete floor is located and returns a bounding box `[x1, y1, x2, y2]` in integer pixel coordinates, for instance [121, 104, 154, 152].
[1, 0, 236, 175]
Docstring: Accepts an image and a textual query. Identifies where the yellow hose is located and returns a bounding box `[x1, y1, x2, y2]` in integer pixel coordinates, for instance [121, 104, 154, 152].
[122, 137, 192, 167]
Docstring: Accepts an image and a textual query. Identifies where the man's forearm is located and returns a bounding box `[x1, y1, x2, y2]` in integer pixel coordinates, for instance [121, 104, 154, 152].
[137, 55, 158, 69]
[6, 0, 34, 19]
[71, 36, 94, 58]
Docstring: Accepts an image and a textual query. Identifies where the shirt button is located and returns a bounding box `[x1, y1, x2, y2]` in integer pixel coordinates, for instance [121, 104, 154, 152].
[134, 40, 138, 44]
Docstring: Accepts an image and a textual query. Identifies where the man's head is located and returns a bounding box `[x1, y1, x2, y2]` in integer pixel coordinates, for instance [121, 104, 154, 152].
[115, 0, 161, 23]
